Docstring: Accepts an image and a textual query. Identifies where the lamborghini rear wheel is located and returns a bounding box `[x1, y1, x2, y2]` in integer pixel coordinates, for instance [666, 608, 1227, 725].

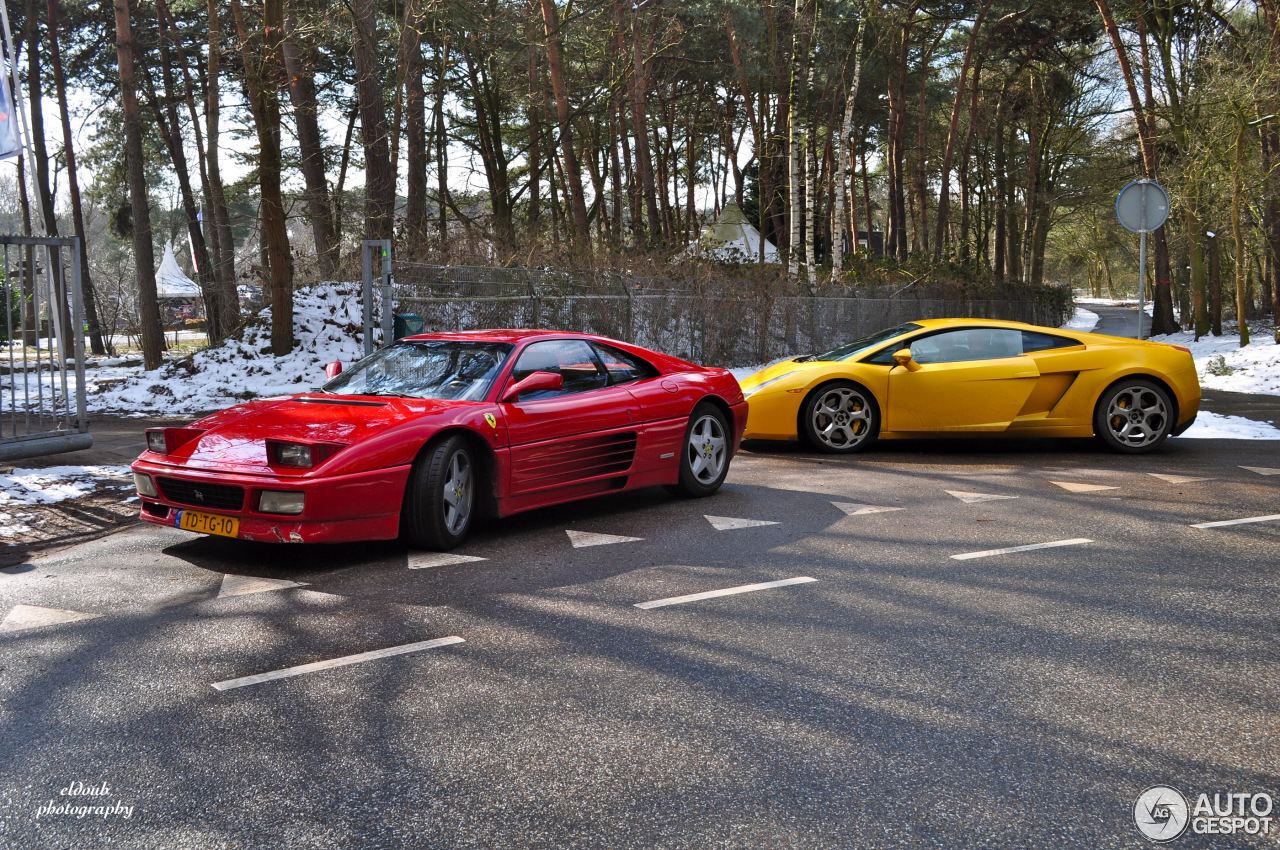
[404, 434, 476, 549]
[1094, 379, 1174, 454]
[801, 381, 879, 453]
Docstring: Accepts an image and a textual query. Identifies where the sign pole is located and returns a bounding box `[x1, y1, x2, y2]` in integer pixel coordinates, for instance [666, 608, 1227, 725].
[1137, 229, 1146, 339]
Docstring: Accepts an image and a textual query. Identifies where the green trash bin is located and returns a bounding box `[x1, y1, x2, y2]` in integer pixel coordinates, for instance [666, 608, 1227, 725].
[393, 312, 424, 340]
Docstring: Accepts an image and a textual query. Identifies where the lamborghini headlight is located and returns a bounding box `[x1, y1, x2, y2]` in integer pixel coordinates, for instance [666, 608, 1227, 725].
[743, 370, 800, 399]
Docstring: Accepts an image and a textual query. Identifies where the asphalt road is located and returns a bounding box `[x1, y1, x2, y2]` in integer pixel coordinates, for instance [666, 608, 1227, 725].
[3, 428, 1279, 849]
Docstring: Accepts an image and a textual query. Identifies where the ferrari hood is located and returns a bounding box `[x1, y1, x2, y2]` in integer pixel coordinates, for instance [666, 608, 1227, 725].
[151, 394, 472, 474]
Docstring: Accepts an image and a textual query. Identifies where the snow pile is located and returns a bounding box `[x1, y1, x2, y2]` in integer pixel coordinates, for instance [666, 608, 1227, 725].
[0, 465, 133, 506]
[90, 283, 372, 416]
[1062, 308, 1100, 333]
[1180, 411, 1280, 440]
[1149, 327, 1280, 396]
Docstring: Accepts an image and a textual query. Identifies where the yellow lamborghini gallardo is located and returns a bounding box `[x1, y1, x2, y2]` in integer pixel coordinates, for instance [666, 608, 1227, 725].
[739, 319, 1201, 454]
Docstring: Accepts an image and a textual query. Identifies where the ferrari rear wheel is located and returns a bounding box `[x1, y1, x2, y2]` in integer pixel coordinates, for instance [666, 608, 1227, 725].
[801, 381, 879, 453]
[666, 403, 731, 498]
[404, 434, 476, 549]
[1094, 379, 1174, 454]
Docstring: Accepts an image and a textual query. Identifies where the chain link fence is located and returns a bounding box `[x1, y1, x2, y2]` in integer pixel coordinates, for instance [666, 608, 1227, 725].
[380, 263, 1068, 368]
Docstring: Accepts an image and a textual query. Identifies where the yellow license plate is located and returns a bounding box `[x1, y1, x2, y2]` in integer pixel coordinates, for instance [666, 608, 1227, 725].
[176, 510, 240, 538]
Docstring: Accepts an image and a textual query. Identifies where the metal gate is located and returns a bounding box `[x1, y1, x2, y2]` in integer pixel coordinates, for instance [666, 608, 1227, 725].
[0, 236, 91, 462]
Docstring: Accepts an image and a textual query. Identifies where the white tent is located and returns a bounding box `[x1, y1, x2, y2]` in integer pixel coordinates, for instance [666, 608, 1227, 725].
[155, 242, 203, 298]
[685, 201, 780, 264]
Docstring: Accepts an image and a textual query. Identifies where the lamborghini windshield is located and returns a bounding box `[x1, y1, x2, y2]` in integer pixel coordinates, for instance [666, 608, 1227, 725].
[814, 323, 923, 361]
[322, 340, 514, 401]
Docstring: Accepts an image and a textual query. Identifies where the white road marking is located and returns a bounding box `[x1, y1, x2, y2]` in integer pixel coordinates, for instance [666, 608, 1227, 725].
[832, 502, 903, 516]
[951, 538, 1092, 560]
[566, 530, 643, 548]
[946, 490, 1018, 504]
[0, 604, 100, 633]
[635, 577, 817, 610]
[704, 515, 781, 531]
[1050, 481, 1120, 493]
[218, 575, 307, 598]
[211, 636, 466, 691]
[1148, 473, 1213, 484]
[1191, 514, 1280, 529]
[1240, 466, 1280, 476]
[408, 553, 488, 570]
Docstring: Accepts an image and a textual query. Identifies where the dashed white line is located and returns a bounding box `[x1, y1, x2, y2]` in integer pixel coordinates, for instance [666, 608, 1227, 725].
[1191, 514, 1280, 529]
[408, 553, 487, 570]
[634, 577, 816, 610]
[951, 538, 1092, 561]
[946, 490, 1018, 504]
[218, 574, 306, 597]
[1240, 466, 1280, 476]
[832, 502, 903, 516]
[566, 530, 643, 548]
[1050, 481, 1119, 493]
[211, 636, 465, 691]
[704, 515, 780, 531]
[0, 604, 99, 633]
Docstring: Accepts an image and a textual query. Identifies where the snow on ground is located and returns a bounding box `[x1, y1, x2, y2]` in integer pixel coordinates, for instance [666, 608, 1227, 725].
[1179, 411, 1280, 440]
[1149, 325, 1280, 396]
[0, 465, 133, 506]
[1062, 307, 1100, 333]
[79, 283, 372, 417]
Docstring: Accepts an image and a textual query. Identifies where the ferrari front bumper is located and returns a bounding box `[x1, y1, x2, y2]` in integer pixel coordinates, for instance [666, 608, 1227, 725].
[130, 460, 413, 543]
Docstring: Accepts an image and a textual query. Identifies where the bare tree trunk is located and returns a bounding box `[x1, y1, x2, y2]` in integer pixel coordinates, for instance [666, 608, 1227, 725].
[153, 1, 217, 338]
[207, 0, 237, 313]
[787, 0, 808, 279]
[627, 5, 661, 247]
[434, 38, 450, 240]
[933, 0, 994, 260]
[1208, 230, 1222, 336]
[283, 2, 339, 276]
[47, 0, 105, 354]
[351, 0, 395, 239]
[233, 0, 294, 354]
[832, 9, 867, 279]
[113, 0, 164, 370]
[538, 0, 590, 246]
[1232, 125, 1250, 345]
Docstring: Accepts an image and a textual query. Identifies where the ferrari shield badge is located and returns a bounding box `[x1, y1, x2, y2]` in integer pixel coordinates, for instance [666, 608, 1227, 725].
[485, 413, 497, 429]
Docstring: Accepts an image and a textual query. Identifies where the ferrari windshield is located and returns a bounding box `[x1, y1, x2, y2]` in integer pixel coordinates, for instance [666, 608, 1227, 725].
[814, 323, 923, 361]
[322, 340, 514, 400]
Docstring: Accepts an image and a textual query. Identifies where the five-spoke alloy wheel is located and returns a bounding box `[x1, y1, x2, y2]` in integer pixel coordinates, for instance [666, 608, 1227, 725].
[801, 381, 879, 453]
[668, 404, 732, 497]
[1094, 379, 1174, 454]
[404, 434, 477, 549]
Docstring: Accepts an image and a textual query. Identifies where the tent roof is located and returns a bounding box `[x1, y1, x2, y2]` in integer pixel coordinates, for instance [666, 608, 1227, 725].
[156, 242, 202, 298]
[691, 201, 780, 264]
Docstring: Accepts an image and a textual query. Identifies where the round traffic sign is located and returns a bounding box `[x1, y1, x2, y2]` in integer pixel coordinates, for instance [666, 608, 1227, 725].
[1115, 180, 1170, 233]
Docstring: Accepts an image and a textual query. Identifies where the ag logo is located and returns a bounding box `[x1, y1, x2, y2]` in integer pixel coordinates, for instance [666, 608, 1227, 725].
[1135, 785, 1190, 842]
[484, 413, 497, 429]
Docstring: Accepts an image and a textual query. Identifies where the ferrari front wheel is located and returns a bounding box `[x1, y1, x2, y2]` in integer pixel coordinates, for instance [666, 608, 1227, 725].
[404, 434, 476, 549]
[801, 381, 879, 453]
[1094, 379, 1174, 454]
[667, 403, 731, 498]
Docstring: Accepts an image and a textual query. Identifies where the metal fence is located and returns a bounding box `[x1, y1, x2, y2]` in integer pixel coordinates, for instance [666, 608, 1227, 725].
[366, 260, 1063, 368]
[1, 236, 91, 462]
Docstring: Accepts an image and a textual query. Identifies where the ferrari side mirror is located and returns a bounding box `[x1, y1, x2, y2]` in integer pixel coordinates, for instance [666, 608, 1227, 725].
[501, 371, 564, 403]
[892, 349, 921, 371]
[324, 361, 343, 380]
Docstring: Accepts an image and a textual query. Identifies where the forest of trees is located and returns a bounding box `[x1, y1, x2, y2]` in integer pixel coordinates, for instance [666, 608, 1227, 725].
[6, 0, 1279, 370]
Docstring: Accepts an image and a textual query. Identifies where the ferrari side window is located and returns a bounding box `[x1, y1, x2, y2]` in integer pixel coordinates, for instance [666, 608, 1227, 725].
[592, 343, 658, 385]
[910, 328, 1024, 364]
[1021, 330, 1080, 352]
[511, 340, 608, 399]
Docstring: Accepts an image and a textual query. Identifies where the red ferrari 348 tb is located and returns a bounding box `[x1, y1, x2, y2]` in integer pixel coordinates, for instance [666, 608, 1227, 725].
[131, 331, 747, 549]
